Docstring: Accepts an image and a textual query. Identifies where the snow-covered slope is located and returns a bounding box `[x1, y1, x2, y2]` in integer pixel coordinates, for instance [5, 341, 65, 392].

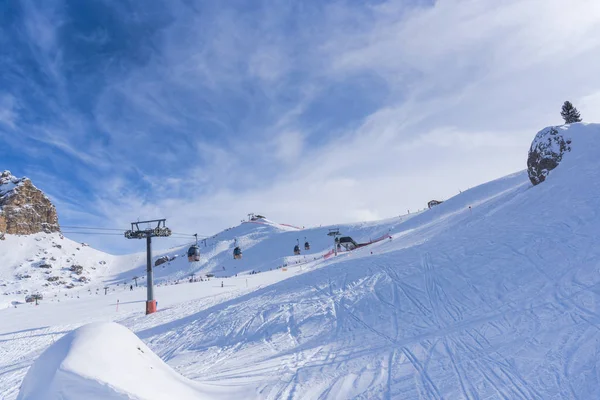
[0, 212, 411, 310]
[163, 123, 597, 399]
[106, 215, 411, 287]
[3, 123, 600, 399]
[0, 233, 118, 308]
[0, 213, 390, 310]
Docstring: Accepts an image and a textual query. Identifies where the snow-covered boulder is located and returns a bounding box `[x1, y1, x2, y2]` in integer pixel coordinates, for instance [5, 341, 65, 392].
[527, 126, 572, 185]
[17, 322, 211, 400]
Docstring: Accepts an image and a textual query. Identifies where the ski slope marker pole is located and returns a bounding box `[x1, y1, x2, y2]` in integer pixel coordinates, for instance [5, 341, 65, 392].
[116, 299, 119, 312]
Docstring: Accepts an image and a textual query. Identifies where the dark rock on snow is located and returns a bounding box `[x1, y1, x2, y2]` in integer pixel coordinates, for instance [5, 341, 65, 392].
[527, 126, 572, 186]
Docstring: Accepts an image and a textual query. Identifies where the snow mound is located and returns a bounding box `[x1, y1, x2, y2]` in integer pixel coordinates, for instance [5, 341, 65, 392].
[17, 322, 209, 400]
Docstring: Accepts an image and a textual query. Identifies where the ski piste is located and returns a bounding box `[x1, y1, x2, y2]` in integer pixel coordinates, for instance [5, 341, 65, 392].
[3, 124, 600, 398]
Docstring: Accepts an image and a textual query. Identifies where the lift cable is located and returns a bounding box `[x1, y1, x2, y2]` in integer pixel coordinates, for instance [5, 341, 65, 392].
[60, 231, 123, 236]
[60, 226, 126, 232]
[59, 225, 208, 238]
[171, 232, 209, 238]
[61, 231, 197, 239]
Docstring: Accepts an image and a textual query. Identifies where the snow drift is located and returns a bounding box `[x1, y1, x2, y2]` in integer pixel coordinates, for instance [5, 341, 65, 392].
[17, 322, 211, 400]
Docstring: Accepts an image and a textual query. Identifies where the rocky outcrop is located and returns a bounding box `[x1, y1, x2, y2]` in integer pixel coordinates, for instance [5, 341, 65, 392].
[527, 126, 572, 186]
[427, 200, 443, 209]
[0, 170, 60, 234]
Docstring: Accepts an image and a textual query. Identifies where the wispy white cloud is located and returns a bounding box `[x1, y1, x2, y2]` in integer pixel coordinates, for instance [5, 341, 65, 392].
[4, 0, 600, 254]
[272, 130, 305, 164]
[20, 0, 65, 84]
[0, 94, 18, 129]
[135, 0, 600, 235]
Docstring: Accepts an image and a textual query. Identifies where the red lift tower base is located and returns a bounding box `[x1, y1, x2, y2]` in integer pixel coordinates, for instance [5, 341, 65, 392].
[146, 300, 157, 315]
[124, 219, 171, 317]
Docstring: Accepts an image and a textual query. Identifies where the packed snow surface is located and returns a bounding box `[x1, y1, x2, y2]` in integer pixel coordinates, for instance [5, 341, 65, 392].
[2, 123, 600, 399]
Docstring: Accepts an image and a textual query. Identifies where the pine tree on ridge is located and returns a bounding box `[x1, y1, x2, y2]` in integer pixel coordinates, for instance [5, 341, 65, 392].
[561, 101, 582, 124]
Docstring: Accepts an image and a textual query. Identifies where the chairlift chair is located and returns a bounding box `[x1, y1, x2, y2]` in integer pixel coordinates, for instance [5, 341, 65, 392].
[188, 234, 201, 262]
[187, 245, 201, 262]
[233, 246, 242, 259]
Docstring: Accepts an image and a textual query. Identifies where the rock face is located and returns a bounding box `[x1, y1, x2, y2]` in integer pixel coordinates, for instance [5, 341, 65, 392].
[0, 170, 60, 234]
[527, 126, 572, 186]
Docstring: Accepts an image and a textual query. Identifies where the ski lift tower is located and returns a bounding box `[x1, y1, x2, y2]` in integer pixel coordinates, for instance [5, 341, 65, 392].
[124, 219, 171, 315]
[327, 228, 341, 256]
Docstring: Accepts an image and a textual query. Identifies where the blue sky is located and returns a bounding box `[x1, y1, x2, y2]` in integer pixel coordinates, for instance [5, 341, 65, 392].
[2, 0, 600, 254]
